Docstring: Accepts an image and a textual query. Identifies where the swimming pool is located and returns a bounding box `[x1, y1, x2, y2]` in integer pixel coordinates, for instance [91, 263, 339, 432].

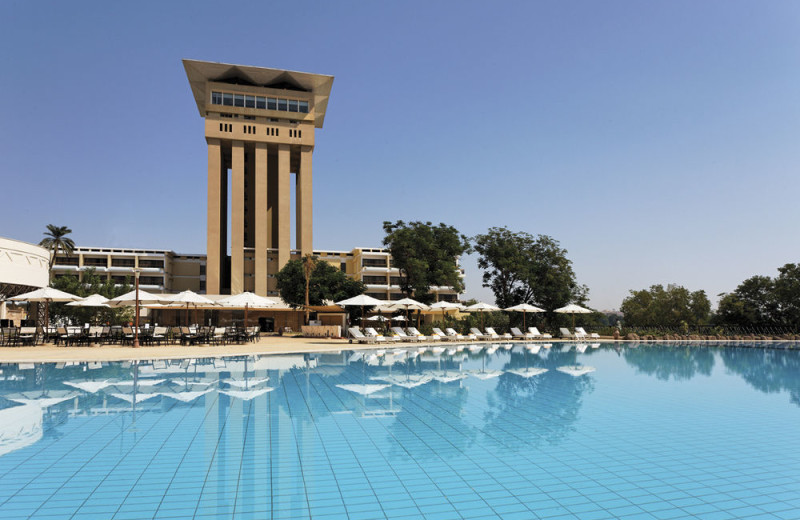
[1, 342, 799, 519]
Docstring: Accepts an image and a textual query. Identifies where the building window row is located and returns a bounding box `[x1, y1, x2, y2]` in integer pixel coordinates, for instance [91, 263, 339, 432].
[362, 258, 388, 267]
[211, 92, 309, 114]
[289, 129, 302, 138]
[363, 275, 386, 285]
[244, 125, 256, 134]
[219, 123, 233, 133]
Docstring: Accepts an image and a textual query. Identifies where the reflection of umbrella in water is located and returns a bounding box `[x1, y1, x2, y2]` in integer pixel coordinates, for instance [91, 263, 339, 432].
[220, 387, 274, 400]
[223, 377, 269, 388]
[468, 354, 503, 380]
[336, 384, 390, 395]
[576, 344, 589, 353]
[109, 392, 161, 404]
[63, 380, 113, 393]
[160, 388, 214, 402]
[557, 365, 596, 376]
[7, 391, 76, 408]
[506, 345, 548, 378]
[112, 379, 166, 387]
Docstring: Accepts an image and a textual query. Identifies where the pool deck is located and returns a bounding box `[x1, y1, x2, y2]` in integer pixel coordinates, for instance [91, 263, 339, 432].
[0, 337, 794, 363]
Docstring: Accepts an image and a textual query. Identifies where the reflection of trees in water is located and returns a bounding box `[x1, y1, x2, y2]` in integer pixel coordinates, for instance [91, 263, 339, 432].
[386, 378, 477, 461]
[720, 348, 800, 406]
[483, 350, 594, 452]
[623, 345, 714, 381]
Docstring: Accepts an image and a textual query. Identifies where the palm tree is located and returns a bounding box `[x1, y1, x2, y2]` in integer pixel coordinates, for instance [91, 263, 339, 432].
[39, 224, 75, 273]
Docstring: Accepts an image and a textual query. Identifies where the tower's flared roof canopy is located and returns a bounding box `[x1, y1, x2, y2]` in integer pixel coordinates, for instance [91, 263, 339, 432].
[183, 59, 334, 128]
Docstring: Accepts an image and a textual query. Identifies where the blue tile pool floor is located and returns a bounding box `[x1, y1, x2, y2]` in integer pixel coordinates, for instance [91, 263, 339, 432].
[1, 343, 800, 519]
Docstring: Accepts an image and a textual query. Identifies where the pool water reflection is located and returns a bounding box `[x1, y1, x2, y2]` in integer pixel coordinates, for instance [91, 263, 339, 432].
[1, 342, 799, 519]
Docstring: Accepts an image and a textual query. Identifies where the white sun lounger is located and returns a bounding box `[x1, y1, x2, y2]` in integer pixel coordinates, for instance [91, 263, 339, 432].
[349, 327, 376, 344]
[470, 328, 492, 340]
[528, 327, 552, 339]
[364, 328, 390, 343]
[510, 327, 534, 340]
[559, 328, 575, 339]
[407, 327, 435, 341]
[485, 327, 512, 340]
[432, 327, 456, 341]
[392, 327, 420, 342]
[575, 327, 600, 339]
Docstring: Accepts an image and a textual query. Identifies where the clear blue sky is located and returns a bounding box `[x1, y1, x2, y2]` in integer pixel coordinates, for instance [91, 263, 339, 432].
[2, 1, 799, 310]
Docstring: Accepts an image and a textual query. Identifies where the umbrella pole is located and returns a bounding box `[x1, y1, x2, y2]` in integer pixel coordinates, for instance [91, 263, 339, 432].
[245, 303, 249, 330]
[133, 272, 140, 348]
[523, 310, 526, 331]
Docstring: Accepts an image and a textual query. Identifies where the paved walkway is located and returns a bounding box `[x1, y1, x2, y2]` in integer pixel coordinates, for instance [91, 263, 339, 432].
[0, 336, 595, 363]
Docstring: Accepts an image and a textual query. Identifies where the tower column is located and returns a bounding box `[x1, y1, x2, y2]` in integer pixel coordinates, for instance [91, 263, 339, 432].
[277, 144, 291, 268]
[255, 142, 269, 296]
[206, 138, 224, 294]
[296, 146, 313, 257]
[231, 140, 245, 294]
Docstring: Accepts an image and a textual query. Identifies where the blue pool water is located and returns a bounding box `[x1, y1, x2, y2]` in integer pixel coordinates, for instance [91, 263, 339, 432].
[1, 342, 800, 519]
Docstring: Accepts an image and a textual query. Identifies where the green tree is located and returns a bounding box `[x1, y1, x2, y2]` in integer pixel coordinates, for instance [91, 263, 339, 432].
[715, 275, 776, 328]
[276, 257, 365, 308]
[472, 227, 587, 314]
[382, 220, 470, 304]
[774, 263, 800, 328]
[50, 268, 132, 325]
[39, 224, 75, 272]
[620, 284, 710, 328]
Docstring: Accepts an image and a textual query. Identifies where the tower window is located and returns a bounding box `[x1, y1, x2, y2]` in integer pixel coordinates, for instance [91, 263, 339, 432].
[245, 95, 255, 108]
[223, 93, 233, 106]
[256, 96, 266, 109]
[234, 94, 244, 107]
[211, 92, 222, 105]
[267, 98, 277, 110]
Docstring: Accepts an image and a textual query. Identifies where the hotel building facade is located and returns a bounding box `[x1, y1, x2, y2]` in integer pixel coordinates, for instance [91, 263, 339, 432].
[49, 60, 462, 323]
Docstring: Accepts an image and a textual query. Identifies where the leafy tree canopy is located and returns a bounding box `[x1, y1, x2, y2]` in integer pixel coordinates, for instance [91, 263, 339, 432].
[620, 284, 710, 328]
[50, 268, 132, 325]
[715, 264, 800, 330]
[382, 220, 471, 304]
[472, 227, 587, 313]
[276, 257, 365, 307]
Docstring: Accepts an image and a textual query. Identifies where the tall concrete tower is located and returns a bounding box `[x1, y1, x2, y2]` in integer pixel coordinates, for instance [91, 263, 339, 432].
[184, 60, 333, 295]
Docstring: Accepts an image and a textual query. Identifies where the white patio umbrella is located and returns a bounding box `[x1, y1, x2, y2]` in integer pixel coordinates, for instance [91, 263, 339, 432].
[66, 294, 110, 326]
[10, 287, 81, 330]
[504, 303, 545, 330]
[336, 294, 384, 332]
[429, 301, 461, 323]
[217, 291, 275, 329]
[106, 289, 164, 347]
[390, 297, 429, 328]
[466, 301, 501, 329]
[554, 303, 592, 328]
[162, 290, 217, 326]
[66, 294, 110, 307]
